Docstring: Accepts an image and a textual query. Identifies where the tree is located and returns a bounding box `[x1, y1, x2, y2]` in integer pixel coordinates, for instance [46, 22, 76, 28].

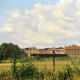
[0, 43, 20, 60]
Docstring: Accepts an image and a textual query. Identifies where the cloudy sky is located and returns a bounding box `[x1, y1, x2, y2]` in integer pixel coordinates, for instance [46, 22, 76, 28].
[0, 0, 80, 48]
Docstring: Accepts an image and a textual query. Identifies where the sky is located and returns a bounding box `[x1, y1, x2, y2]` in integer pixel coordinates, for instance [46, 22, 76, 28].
[0, 0, 80, 48]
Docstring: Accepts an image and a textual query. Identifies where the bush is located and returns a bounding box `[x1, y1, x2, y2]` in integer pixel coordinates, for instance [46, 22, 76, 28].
[73, 66, 80, 75]
[58, 65, 73, 80]
[11, 62, 44, 79]
[42, 67, 55, 80]
[35, 55, 40, 60]
[0, 70, 11, 80]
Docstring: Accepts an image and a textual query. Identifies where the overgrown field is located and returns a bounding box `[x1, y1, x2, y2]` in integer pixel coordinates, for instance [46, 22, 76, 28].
[0, 57, 80, 80]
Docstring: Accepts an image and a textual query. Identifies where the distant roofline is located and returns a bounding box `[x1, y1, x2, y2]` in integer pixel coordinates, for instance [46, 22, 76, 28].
[20, 45, 80, 50]
[56, 47, 64, 49]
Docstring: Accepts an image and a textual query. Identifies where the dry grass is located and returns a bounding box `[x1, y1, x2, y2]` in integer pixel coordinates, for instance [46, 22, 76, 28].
[0, 59, 80, 73]
[34, 60, 72, 72]
[0, 60, 72, 73]
[0, 59, 80, 80]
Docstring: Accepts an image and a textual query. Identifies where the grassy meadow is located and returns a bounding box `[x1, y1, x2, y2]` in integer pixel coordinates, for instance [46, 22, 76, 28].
[0, 57, 80, 80]
[0, 57, 80, 72]
[0, 61, 71, 72]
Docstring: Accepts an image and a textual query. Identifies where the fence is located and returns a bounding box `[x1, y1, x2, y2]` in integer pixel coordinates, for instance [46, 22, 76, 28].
[0, 49, 80, 80]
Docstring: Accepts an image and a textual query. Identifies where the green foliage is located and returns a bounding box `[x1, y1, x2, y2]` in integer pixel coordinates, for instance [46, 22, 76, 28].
[0, 63, 80, 80]
[0, 43, 20, 61]
[73, 66, 80, 73]
[58, 65, 73, 80]
[56, 57, 72, 60]
[0, 70, 11, 80]
[29, 56, 53, 62]
[35, 55, 40, 60]
[71, 59, 80, 66]
[72, 59, 80, 76]
[0, 57, 80, 80]
[19, 56, 29, 63]
[0, 70, 10, 77]
[11, 62, 44, 79]
[41, 67, 55, 80]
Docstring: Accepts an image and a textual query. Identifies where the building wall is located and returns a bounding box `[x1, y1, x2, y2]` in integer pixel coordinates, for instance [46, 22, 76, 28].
[30, 49, 40, 54]
[47, 49, 53, 54]
[21, 47, 66, 57]
[40, 49, 49, 54]
[65, 45, 80, 57]
[55, 48, 65, 54]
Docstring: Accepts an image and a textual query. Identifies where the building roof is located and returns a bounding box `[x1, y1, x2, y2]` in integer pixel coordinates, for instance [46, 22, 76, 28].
[40, 49, 49, 54]
[39, 49, 43, 52]
[56, 47, 64, 49]
[25, 47, 38, 50]
[65, 45, 80, 49]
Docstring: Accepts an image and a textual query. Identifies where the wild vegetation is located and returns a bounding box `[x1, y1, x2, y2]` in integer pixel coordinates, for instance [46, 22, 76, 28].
[0, 57, 80, 80]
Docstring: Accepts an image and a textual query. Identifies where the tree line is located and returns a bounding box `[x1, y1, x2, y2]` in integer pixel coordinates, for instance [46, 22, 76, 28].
[0, 43, 20, 61]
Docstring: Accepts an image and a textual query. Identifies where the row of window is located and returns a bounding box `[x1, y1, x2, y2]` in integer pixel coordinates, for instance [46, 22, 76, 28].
[67, 50, 80, 52]
[68, 53, 80, 56]
[57, 50, 64, 52]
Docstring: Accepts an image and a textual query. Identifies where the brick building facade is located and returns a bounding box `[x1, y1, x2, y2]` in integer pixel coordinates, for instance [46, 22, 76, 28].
[65, 45, 80, 57]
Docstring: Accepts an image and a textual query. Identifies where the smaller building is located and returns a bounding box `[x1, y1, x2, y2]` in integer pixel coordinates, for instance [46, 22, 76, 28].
[55, 47, 66, 57]
[55, 47, 65, 54]
[20, 48, 29, 57]
[29, 47, 40, 54]
[44, 48, 53, 54]
[65, 45, 80, 57]
[40, 49, 49, 54]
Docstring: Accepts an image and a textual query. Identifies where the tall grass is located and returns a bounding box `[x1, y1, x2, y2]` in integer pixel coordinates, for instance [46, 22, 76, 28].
[0, 59, 80, 80]
[0, 56, 80, 79]
[0, 63, 80, 80]
[0, 56, 75, 63]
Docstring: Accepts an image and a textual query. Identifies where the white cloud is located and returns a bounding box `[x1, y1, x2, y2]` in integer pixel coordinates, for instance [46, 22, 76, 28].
[0, 27, 13, 32]
[5, 10, 21, 22]
[75, 0, 80, 11]
[1, 0, 80, 47]
[5, 10, 20, 18]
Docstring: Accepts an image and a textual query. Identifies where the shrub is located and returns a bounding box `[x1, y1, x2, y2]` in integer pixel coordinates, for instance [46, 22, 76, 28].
[35, 55, 40, 60]
[0, 70, 11, 80]
[11, 62, 44, 79]
[58, 65, 73, 80]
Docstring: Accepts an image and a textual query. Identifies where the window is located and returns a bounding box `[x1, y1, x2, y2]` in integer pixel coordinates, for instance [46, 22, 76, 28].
[69, 50, 72, 52]
[76, 53, 79, 55]
[78, 50, 79, 52]
[76, 50, 78, 52]
[68, 50, 70, 51]
[68, 54, 70, 56]
[58, 50, 60, 52]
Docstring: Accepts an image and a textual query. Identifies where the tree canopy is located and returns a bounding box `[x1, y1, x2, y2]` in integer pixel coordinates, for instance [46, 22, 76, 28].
[0, 43, 20, 61]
